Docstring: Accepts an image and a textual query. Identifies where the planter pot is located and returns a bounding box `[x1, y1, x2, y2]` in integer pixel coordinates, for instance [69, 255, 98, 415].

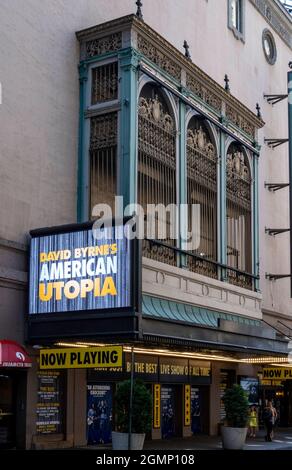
[221, 426, 247, 450]
[112, 431, 145, 450]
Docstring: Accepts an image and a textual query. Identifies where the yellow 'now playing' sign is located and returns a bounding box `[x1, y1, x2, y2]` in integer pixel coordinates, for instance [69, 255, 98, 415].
[262, 367, 292, 380]
[40, 346, 123, 369]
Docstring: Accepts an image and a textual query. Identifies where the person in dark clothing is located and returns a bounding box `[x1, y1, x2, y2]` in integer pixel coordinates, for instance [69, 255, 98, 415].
[263, 401, 277, 442]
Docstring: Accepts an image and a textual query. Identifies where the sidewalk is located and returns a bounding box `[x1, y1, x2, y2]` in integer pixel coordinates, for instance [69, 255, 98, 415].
[142, 428, 292, 451]
[84, 428, 292, 451]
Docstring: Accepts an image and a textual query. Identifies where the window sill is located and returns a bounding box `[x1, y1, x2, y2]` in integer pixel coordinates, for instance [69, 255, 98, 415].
[228, 25, 245, 43]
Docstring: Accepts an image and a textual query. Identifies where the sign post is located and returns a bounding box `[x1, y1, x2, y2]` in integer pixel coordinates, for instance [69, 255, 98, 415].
[128, 346, 135, 450]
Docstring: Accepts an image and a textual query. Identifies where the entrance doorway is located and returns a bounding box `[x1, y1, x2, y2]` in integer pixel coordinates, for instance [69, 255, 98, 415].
[161, 385, 182, 439]
[191, 386, 210, 434]
[0, 374, 15, 448]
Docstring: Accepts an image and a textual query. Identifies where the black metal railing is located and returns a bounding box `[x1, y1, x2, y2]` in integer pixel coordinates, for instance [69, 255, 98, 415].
[143, 238, 258, 291]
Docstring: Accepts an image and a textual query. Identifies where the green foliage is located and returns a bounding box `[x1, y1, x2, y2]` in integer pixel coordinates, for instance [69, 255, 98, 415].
[115, 379, 152, 434]
[222, 384, 249, 428]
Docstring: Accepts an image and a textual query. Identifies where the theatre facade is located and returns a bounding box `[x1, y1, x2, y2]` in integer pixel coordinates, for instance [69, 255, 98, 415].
[1, 10, 292, 449]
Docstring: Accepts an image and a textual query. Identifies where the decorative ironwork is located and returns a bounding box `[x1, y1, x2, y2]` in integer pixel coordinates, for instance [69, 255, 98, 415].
[138, 88, 176, 266]
[256, 103, 262, 119]
[89, 113, 117, 215]
[226, 144, 252, 289]
[226, 148, 251, 209]
[224, 74, 230, 93]
[91, 62, 118, 104]
[138, 94, 176, 168]
[137, 35, 182, 81]
[225, 104, 255, 138]
[226, 104, 240, 127]
[136, 0, 143, 19]
[226, 269, 253, 290]
[86, 33, 122, 58]
[137, 26, 261, 140]
[186, 75, 204, 100]
[186, 74, 222, 113]
[187, 119, 217, 279]
[183, 40, 191, 60]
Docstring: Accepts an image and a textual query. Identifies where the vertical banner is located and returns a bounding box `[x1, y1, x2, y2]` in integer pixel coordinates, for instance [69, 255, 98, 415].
[184, 384, 191, 426]
[191, 387, 201, 434]
[161, 386, 176, 439]
[153, 384, 161, 429]
[87, 384, 113, 445]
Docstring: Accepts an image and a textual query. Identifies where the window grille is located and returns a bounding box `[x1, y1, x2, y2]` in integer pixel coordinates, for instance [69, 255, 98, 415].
[89, 113, 117, 217]
[226, 143, 252, 289]
[91, 62, 118, 105]
[186, 118, 218, 279]
[138, 85, 177, 265]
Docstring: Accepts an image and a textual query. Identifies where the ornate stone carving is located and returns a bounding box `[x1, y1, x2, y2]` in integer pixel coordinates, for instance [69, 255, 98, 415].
[250, 0, 292, 49]
[86, 32, 122, 58]
[137, 34, 181, 80]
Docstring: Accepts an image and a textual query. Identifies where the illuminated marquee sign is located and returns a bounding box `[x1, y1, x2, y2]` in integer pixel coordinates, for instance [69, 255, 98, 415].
[29, 224, 132, 314]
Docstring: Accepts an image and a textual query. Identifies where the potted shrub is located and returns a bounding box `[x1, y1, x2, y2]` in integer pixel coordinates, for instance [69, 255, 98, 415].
[221, 384, 249, 450]
[112, 379, 152, 450]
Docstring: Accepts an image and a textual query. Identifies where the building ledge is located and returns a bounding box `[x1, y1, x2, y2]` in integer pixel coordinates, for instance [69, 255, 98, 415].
[142, 257, 262, 321]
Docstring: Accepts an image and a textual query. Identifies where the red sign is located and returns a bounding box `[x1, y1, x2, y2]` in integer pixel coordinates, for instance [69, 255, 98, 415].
[0, 340, 32, 368]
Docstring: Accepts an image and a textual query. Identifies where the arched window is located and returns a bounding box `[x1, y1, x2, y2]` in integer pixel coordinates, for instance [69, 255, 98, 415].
[186, 118, 217, 278]
[138, 84, 177, 265]
[226, 143, 252, 288]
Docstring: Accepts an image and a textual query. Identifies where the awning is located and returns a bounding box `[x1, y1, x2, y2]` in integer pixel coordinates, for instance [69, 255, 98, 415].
[0, 340, 32, 368]
[142, 295, 261, 328]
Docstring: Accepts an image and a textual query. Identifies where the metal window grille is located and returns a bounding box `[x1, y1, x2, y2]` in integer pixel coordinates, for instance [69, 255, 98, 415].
[89, 113, 117, 217]
[138, 86, 177, 265]
[226, 143, 252, 289]
[91, 62, 118, 105]
[186, 119, 218, 279]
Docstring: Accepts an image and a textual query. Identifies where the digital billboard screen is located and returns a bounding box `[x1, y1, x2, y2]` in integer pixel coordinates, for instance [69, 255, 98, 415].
[29, 224, 132, 314]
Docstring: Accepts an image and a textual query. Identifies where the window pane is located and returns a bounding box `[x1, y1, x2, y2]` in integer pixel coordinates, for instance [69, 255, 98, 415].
[230, 0, 242, 32]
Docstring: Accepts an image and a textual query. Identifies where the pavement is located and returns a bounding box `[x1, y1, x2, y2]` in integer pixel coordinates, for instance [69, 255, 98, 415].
[80, 427, 292, 451]
[142, 428, 292, 450]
